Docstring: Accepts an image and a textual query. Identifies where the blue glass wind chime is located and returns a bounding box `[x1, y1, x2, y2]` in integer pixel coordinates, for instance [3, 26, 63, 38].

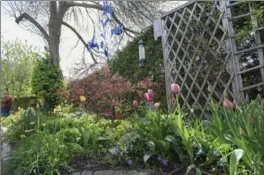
[87, 1, 123, 63]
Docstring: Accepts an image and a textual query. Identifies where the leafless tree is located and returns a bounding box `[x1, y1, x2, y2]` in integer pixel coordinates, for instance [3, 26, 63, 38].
[2, 1, 165, 70]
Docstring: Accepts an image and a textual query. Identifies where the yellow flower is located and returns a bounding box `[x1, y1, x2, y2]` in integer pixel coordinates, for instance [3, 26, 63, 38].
[80, 96, 86, 102]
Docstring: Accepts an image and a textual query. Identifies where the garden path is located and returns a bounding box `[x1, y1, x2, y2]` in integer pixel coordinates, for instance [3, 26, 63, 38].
[73, 170, 151, 175]
[1, 127, 11, 162]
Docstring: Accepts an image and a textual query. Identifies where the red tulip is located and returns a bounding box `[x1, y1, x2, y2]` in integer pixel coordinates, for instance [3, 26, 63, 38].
[171, 83, 181, 94]
[223, 99, 234, 109]
[154, 103, 160, 109]
[132, 100, 139, 109]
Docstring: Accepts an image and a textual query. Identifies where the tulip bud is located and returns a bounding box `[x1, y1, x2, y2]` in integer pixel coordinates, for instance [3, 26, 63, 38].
[171, 83, 181, 94]
[239, 128, 246, 135]
[154, 102, 160, 109]
[223, 98, 234, 109]
[132, 100, 139, 109]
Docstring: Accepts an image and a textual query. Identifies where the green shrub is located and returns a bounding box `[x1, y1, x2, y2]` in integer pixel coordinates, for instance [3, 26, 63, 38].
[31, 56, 64, 109]
[110, 27, 167, 109]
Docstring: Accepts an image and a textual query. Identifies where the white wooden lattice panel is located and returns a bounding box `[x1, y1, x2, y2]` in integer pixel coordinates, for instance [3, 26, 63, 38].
[161, 1, 264, 115]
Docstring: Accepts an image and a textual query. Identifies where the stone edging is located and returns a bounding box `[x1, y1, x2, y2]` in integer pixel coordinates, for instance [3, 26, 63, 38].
[72, 170, 151, 175]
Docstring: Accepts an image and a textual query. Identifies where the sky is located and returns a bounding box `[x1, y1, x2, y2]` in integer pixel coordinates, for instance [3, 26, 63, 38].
[1, 5, 90, 79]
[1, 1, 186, 79]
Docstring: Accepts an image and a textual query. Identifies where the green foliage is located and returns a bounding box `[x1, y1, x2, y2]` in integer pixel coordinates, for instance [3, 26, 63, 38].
[208, 97, 264, 174]
[229, 149, 244, 175]
[1, 107, 25, 127]
[5, 108, 47, 142]
[53, 103, 78, 117]
[4, 132, 71, 175]
[0, 39, 40, 98]
[133, 110, 183, 163]
[110, 27, 163, 84]
[31, 55, 64, 107]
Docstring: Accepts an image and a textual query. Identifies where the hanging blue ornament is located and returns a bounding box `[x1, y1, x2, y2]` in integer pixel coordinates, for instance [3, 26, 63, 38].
[87, 36, 99, 52]
[104, 47, 109, 57]
[102, 1, 114, 16]
[100, 41, 104, 49]
[100, 18, 112, 28]
[100, 34, 105, 39]
[111, 24, 123, 37]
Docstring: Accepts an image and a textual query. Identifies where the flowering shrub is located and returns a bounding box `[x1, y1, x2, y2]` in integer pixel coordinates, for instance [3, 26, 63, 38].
[68, 66, 155, 118]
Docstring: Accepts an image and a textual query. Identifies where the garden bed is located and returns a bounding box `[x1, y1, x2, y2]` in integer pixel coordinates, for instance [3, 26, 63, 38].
[2, 97, 264, 175]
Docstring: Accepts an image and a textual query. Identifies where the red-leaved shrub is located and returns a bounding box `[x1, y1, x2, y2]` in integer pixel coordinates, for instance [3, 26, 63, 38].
[68, 66, 156, 118]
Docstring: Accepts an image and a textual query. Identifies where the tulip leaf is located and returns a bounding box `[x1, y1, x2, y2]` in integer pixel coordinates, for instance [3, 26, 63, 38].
[97, 136, 109, 141]
[195, 168, 202, 175]
[186, 164, 196, 175]
[229, 149, 244, 175]
[165, 135, 176, 143]
[143, 152, 154, 163]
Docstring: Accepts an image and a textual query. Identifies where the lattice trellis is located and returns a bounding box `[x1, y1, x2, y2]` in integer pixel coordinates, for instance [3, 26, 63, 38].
[161, 1, 264, 116]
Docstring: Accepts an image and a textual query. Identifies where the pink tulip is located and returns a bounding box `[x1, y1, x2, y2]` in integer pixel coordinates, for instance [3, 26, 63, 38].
[132, 100, 139, 109]
[171, 83, 181, 94]
[154, 103, 160, 109]
[147, 89, 154, 99]
[144, 93, 152, 102]
[223, 99, 234, 109]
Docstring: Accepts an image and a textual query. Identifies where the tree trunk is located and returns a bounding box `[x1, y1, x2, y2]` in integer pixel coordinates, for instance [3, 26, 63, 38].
[48, 1, 61, 66]
[40, 2, 63, 110]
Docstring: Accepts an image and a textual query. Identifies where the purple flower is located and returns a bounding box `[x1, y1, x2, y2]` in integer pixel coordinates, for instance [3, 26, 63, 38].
[162, 159, 168, 166]
[157, 156, 162, 161]
[128, 160, 133, 166]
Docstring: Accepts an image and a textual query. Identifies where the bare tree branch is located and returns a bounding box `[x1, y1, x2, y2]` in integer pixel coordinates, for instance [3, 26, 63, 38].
[111, 13, 139, 35]
[15, 12, 50, 44]
[62, 21, 98, 64]
[66, 2, 139, 36]
[69, 39, 80, 53]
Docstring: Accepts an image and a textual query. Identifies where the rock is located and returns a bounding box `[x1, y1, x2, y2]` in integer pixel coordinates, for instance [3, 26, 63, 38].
[94, 170, 115, 175]
[126, 171, 138, 175]
[86, 163, 94, 168]
[2, 143, 11, 161]
[72, 172, 82, 175]
[114, 170, 126, 175]
[81, 170, 94, 175]
[138, 170, 151, 175]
